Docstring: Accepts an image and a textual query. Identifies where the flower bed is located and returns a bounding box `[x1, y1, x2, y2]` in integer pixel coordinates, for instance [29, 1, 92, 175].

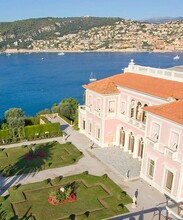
[48, 194, 76, 206]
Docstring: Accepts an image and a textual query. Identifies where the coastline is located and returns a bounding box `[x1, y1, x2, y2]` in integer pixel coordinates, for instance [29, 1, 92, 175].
[2, 48, 183, 54]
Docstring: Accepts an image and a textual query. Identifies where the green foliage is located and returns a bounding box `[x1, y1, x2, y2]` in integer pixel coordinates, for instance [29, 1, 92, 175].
[1, 123, 8, 130]
[0, 197, 5, 202]
[24, 116, 40, 126]
[0, 203, 6, 220]
[40, 116, 50, 124]
[0, 130, 9, 143]
[0, 141, 82, 177]
[5, 108, 24, 120]
[44, 178, 50, 184]
[12, 185, 18, 190]
[0, 17, 122, 49]
[55, 98, 78, 121]
[53, 176, 61, 184]
[36, 108, 51, 116]
[1, 173, 131, 219]
[24, 122, 61, 139]
[4, 108, 25, 141]
[49, 182, 77, 203]
[51, 103, 59, 113]
[0, 121, 61, 143]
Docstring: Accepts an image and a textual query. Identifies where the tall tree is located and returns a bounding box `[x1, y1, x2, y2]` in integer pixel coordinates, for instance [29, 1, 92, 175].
[58, 98, 78, 121]
[5, 108, 25, 139]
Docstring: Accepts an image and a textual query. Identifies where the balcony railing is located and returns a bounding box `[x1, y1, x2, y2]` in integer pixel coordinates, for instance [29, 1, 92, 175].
[127, 117, 146, 130]
[79, 105, 86, 114]
[146, 138, 159, 150]
[164, 147, 178, 160]
[124, 63, 183, 82]
[94, 109, 101, 117]
[79, 105, 102, 117]
[166, 204, 183, 220]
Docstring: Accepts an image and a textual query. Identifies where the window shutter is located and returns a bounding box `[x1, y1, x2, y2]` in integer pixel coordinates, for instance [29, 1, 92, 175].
[170, 132, 179, 150]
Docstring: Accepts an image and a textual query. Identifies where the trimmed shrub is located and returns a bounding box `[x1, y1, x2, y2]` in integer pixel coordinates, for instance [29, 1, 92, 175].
[0, 197, 5, 202]
[44, 178, 51, 184]
[69, 214, 76, 220]
[84, 211, 90, 218]
[0, 129, 9, 143]
[12, 185, 18, 190]
[53, 176, 61, 184]
[103, 174, 108, 179]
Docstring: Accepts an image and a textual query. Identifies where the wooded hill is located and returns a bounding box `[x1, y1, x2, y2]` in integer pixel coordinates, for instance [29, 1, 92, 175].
[0, 17, 122, 49]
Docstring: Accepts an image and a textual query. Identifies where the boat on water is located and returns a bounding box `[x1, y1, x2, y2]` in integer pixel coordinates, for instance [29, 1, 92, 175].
[58, 52, 65, 56]
[89, 72, 97, 82]
[173, 55, 180, 60]
[6, 53, 11, 56]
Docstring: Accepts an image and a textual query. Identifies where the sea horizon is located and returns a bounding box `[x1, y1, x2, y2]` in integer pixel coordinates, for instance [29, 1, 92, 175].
[0, 51, 183, 119]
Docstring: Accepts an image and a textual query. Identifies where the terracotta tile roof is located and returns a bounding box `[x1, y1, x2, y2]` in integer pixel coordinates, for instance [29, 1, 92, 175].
[143, 100, 183, 125]
[83, 72, 183, 99]
[83, 78, 120, 95]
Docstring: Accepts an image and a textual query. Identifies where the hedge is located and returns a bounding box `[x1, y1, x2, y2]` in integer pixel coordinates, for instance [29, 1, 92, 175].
[0, 129, 9, 139]
[40, 116, 50, 124]
[24, 122, 61, 139]
[58, 113, 73, 125]
[0, 122, 62, 144]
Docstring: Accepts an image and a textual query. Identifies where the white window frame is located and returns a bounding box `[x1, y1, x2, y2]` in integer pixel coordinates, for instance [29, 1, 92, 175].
[88, 120, 92, 134]
[150, 122, 160, 142]
[95, 124, 101, 141]
[130, 100, 136, 118]
[169, 130, 179, 151]
[121, 101, 126, 115]
[164, 169, 174, 192]
[96, 98, 101, 111]
[108, 100, 116, 113]
[162, 165, 176, 194]
[147, 158, 155, 179]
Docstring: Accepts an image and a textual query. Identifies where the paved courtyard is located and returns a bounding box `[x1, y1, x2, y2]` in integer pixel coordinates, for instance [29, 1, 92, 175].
[92, 146, 141, 180]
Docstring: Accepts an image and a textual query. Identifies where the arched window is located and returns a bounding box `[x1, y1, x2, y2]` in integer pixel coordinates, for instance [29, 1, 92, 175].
[138, 137, 144, 159]
[119, 127, 125, 147]
[128, 132, 135, 152]
[142, 104, 148, 123]
[136, 102, 142, 121]
[130, 100, 135, 118]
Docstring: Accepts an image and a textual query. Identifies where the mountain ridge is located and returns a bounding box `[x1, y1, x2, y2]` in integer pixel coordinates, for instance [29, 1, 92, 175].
[140, 16, 183, 23]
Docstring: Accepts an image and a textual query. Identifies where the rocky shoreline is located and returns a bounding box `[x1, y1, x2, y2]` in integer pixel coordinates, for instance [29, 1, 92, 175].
[2, 48, 183, 54]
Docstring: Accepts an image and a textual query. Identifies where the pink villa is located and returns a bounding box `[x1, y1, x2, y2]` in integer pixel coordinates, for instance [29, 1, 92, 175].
[78, 60, 183, 218]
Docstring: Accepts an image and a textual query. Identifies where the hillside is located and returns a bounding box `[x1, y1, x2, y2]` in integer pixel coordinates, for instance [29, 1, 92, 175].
[0, 17, 183, 52]
[0, 17, 122, 49]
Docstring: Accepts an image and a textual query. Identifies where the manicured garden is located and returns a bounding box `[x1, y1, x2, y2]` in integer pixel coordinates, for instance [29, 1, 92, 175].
[0, 173, 132, 220]
[0, 141, 83, 176]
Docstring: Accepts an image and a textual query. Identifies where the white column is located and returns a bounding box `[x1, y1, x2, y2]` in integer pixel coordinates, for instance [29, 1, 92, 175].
[133, 138, 139, 158]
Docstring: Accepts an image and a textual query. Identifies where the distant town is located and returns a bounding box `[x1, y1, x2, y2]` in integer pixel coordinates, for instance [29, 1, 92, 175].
[0, 17, 183, 53]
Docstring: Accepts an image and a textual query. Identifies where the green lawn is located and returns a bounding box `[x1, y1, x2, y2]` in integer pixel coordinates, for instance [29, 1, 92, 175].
[0, 141, 83, 176]
[0, 173, 132, 220]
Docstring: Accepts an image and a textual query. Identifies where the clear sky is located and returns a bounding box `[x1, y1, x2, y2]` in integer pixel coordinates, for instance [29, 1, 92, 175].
[1, 0, 183, 22]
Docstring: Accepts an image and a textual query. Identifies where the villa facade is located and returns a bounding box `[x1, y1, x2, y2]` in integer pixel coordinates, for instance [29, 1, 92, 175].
[78, 60, 183, 218]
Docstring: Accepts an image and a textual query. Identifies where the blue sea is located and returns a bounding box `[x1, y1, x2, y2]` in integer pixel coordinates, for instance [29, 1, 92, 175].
[0, 52, 183, 119]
